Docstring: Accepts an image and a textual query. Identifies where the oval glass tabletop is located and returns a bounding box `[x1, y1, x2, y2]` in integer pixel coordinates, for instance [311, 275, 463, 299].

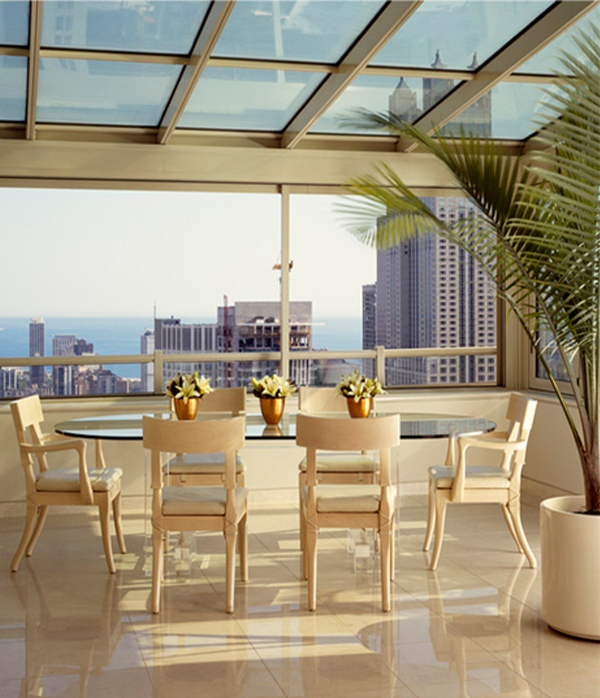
[55, 412, 496, 441]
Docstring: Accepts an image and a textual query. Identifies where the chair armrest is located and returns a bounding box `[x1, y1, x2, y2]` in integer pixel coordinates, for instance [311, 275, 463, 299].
[20, 440, 93, 504]
[458, 434, 528, 453]
[20, 439, 86, 455]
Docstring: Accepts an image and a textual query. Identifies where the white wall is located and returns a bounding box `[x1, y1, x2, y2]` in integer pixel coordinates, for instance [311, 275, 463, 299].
[0, 389, 583, 514]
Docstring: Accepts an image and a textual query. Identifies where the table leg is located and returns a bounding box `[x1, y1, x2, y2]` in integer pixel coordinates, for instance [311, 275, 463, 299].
[95, 440, 106, 468]
[445, 436, 457, 467]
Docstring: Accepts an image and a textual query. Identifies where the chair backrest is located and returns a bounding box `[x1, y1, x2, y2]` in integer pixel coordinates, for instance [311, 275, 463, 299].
[10, 395, 45, 444]
[196, 387, 246, 415]
[506, 393, 538, 442]
[298, 387, 346, 413]
[143, 415, 245, 489]
[11, 395, 48, 474]
[296, 413, 400, 486]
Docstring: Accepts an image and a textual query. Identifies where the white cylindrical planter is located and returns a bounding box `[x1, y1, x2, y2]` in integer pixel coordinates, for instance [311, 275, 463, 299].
[541, 496, 600, 640]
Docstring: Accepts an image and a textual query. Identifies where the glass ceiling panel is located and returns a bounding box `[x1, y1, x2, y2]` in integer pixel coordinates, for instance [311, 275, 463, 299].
[0, 1, 29, 46]
[37, 59, 182, 126]
[310, 74, 458, 135]
[516, 7, 600, 74]
[41, 1, 210, 55]
[179, 66, 325, 131]
[442, 82, 560, 140]
[371, 0, 554, 71]
[0, 56, 27, 122]
[213, 0, 385, 64]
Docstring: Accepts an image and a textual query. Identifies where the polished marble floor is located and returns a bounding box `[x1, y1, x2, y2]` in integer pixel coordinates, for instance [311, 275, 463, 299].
[1, 492, 599, 698]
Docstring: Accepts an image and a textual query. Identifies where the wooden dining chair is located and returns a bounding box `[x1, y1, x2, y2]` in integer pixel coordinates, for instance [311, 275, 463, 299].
[297, 387, 379, 547]
[296, 413, 400, 612]
[143, 415, 248, 613]
[10, 395, 126, 574]
[297, 387, 379, 482]
[423, 393, 538, 570]
[164, 387, 247, 487]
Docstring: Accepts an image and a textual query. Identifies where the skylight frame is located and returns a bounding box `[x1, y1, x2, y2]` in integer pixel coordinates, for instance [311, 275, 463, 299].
[0, 0, 595, 151]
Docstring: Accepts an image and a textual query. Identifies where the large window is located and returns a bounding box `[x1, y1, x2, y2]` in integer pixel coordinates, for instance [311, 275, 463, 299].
[0, 188, 499, 398]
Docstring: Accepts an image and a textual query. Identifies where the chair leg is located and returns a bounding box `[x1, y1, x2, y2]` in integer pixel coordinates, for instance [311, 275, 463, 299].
[11, 502, 38, 572]
[379, 526, 392, 612]
[423, 478, 436, 552]
[306, 524, 318, 611]
[152, 527, 164, 613]
[98, 497, 116, 574]
[238, 512, 248, 582]
[25, 505, 49, 557]
[507, 498, 537, 568]
[225, 527, 237, 614]
[429, 496, 447, 571]
[501, 503, 523, 553]
[301, 504, 309, 581]
[298, 475, 305, 553]
[390, 520, 395, 580]
[112, 492, 126, 554]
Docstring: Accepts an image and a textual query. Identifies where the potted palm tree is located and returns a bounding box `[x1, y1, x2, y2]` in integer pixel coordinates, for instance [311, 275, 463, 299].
[342, 25, 599, 639]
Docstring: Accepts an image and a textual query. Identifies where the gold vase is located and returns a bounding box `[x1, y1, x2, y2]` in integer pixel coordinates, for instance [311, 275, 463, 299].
[174, 397, 199, 421]
[346, 396, 372, 418]
[260, 397, 285, 425]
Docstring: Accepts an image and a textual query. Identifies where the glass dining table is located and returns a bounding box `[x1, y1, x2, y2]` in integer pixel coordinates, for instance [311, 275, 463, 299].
[55, 411, 496, 468]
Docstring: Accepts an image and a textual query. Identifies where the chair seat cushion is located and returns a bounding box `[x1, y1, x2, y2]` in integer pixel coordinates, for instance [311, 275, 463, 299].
[302, 484, 395, 513]
[164, 453, 246, 475]
[162, 486, 248, 516]
[298, 453, 378, 473]
[36, 467, 123, 493]
[428, 465, 511, 489]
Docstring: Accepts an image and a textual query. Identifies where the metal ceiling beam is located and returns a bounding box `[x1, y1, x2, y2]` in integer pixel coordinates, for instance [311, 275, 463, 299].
[25, 0, 43, 141]
[158, 0, 235, 146]
[280, 1, 423, 150]
[401, 0, 596, 152]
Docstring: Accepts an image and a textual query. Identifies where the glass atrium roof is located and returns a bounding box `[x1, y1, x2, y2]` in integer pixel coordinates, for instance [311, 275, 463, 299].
[0, 0, 597, 152]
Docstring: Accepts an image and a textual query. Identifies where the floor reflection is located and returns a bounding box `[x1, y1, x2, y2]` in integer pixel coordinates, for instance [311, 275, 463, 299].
[1, 496, 598, 698]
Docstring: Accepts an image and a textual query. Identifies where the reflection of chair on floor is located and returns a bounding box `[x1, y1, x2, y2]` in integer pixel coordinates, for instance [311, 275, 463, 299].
[427, 564, 535, 698]
[296, 413, 400, 611]
[20, 563, 123, 698]
[165, 387, 247, 487]
[300, 616, 397, 697]
[423, 394, 538, 570]
[149, 633, 249, 698]
[10, 395, 126, 574]
[143, 415, 248, 613]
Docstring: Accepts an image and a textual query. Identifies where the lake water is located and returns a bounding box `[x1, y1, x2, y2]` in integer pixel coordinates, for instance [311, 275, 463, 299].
[0, 316, 362, 379]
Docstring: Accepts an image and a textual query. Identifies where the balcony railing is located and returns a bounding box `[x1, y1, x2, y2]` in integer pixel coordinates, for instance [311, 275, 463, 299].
[0, 344, 498, 398]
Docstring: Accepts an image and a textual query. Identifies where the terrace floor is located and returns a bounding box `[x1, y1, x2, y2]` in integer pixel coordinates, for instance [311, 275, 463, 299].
[1, 491, 599, 698]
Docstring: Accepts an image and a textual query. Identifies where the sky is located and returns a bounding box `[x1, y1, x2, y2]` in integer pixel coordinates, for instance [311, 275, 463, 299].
[1, 188, 376, 319]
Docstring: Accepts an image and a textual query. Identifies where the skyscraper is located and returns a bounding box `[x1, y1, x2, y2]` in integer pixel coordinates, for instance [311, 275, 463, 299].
[362, 284, 376, 378]
[364, 53, 496, 387]
[29, 318, 45, 389]
[140, 329, 155, 393]
[370, 197, 497, 386]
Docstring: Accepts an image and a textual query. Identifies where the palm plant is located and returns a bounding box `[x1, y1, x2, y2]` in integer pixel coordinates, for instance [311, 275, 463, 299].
[341, 25, 599, 513]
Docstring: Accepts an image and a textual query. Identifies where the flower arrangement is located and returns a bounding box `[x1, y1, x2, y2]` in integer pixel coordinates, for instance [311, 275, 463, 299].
[251, 374, 297, 399]
[335, 369, 385, 402]
[165, 372, 213, 404]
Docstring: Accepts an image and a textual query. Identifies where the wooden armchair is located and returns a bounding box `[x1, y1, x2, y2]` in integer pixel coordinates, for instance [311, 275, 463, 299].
[423, 393, 538, 570]
[10, 395, 125, 574]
